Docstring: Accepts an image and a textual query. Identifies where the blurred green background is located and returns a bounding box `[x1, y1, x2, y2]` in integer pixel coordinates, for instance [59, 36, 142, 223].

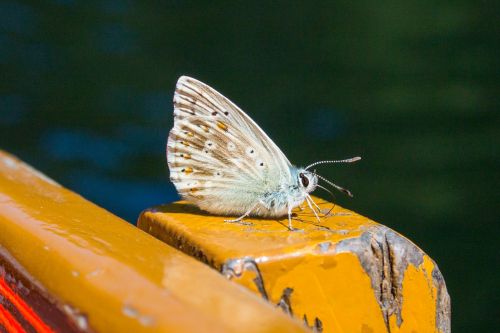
[0, 1, 498, 331]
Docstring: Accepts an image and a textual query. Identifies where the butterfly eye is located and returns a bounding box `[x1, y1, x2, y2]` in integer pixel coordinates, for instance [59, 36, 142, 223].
[299, 173, 309, 187]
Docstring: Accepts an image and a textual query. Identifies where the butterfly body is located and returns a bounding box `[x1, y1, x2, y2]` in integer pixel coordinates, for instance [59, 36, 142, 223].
[167, 76, 355, 229]
[207, 166, 318, 218]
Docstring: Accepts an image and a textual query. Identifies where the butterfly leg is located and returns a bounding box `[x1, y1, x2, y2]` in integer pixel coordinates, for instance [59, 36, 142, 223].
[310, 197, 322, 213]
[286, 204, 303, 231]
[224, 202, 260, 225]
[287, 205, 293, 230]
[305, 196, 321, 223]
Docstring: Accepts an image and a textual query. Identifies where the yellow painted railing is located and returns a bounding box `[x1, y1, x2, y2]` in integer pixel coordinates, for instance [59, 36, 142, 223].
[138, 200, 451, 332]
[0, 149, 450, 332]
[0, 150, 307, 333]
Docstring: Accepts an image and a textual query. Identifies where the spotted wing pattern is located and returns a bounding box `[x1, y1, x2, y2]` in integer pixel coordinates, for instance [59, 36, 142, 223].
[167, 76, 292, 215]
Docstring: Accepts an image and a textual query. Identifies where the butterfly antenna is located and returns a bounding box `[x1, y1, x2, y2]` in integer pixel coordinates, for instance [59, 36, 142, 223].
[305, 156, 361, 171]
[316, 174, 354, 198]
[315, 184, 336, 216]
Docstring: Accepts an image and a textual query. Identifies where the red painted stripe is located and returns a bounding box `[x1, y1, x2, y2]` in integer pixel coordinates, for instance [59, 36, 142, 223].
[0, 303, 26, 333]
[0, 277, 55, 333]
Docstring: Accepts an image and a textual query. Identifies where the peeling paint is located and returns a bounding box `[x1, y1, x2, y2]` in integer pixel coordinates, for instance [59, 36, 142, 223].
[222, 257, 268, 300]
[303, 314, 323, 333]
[334, 226, 450, 333]
[433, 266, 451, 333]
[140, 196, 451, 333]
[316, 242, 331, 253]
[335, 229, 407, 329]
[276, 287, 294, 316]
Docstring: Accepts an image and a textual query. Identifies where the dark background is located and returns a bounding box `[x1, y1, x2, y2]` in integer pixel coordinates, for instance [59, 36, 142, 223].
[1, 1, 498, 331]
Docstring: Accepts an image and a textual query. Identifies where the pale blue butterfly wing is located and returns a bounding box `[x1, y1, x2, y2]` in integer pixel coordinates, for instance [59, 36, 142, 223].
[167, 76, 293, 217]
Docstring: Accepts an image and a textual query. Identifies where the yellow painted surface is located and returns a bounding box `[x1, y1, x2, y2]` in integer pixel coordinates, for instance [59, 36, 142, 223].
[392, 255, 440, 333]
[0, 150, 307, 333]
[139, 199, 376, 269]
[260, 253, 388, 332]
[139, 197, 450, 332]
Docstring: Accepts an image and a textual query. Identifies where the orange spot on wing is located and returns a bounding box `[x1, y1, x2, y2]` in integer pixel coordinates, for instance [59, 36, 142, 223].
[216, 121, 228, 131]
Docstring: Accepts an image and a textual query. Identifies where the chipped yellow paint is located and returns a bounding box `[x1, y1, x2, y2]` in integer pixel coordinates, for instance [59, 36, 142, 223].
[139, 199, 450, 333]
[0, 150, 307, 333]
[140, 199, 374, 265]
[260, 253, 388, 332]
[390, 255, 442, 333]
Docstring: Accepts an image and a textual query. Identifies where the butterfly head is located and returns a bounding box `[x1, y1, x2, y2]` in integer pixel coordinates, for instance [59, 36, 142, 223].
[297, 170, 318, 193]
[301, 156, 362, 198]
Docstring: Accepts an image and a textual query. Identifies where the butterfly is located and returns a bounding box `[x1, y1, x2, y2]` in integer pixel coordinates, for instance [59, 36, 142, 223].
[167, 76, 360, 230]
